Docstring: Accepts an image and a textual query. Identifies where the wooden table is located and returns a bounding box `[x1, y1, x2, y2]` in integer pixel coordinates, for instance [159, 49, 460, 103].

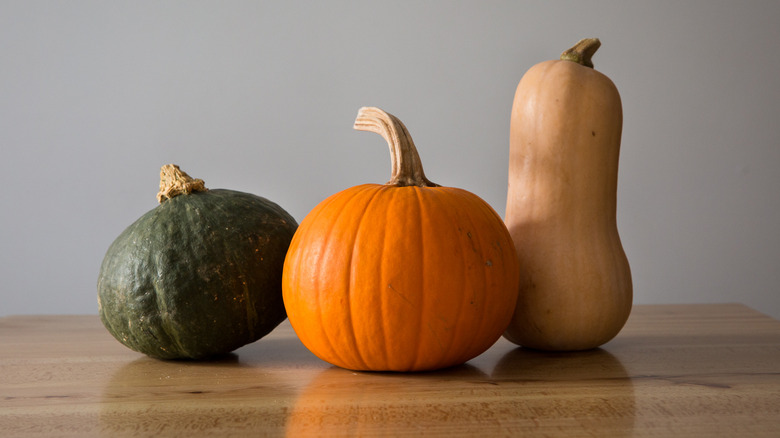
[2, 303, 779, 437]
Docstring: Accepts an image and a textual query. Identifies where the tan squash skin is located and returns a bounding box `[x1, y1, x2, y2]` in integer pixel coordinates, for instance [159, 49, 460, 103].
[504, 39, 632, 351]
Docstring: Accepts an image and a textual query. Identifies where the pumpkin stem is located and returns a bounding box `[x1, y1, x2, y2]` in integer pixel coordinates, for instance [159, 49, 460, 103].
[353, 107, 439, 188]
[156, 164, 207, 203]
[560, 38, 601, 68]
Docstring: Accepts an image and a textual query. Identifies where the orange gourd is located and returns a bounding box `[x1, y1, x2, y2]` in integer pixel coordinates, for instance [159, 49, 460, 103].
[504, 39, 632, 351]
[283, 107, 520, 372]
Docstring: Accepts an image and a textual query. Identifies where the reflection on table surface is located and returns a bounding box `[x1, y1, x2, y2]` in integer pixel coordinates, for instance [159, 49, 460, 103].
[96, 321, 635, 437]
[3, 304, 780, 437]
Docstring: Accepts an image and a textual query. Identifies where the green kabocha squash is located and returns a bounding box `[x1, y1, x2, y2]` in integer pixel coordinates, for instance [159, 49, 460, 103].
[97, 164, 297, 359]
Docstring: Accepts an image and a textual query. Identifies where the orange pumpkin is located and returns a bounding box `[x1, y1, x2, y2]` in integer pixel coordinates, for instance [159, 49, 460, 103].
[282, 107, 520, 372]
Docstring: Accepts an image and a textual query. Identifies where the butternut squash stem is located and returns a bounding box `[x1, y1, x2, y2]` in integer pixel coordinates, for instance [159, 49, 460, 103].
[156, 164, 207, 203]
[560, 38, 601, 68]
[353, 107, 439, 188]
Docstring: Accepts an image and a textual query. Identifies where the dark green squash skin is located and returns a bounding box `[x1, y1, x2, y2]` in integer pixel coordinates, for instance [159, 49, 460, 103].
[97, 189, 297, 360]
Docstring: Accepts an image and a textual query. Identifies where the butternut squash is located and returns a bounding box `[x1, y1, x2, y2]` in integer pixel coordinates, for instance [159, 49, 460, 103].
[504, 38, 632, 351]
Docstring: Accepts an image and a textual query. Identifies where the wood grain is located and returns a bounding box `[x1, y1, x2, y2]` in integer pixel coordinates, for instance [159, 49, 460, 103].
[2, 303, 779, 437]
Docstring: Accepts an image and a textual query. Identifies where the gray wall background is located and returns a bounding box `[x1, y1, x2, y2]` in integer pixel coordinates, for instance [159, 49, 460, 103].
[2, 1, 779, 319]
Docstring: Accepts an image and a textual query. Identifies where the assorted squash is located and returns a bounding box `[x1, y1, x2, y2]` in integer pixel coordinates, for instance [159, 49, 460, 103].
[97, 165, 297, 359]
[98, 38, 631, 366]
[503, 38, 632, 350]
[281, 107, 520, 372]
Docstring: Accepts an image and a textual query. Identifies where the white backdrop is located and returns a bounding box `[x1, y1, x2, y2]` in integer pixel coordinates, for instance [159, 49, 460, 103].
[2, 1, 779, 319]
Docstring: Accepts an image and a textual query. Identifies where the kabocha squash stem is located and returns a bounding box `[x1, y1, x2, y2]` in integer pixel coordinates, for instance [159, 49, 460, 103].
[353, 107, 439, 188]
[156, 164, 207, 203]
[560, 38, 601, 68]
